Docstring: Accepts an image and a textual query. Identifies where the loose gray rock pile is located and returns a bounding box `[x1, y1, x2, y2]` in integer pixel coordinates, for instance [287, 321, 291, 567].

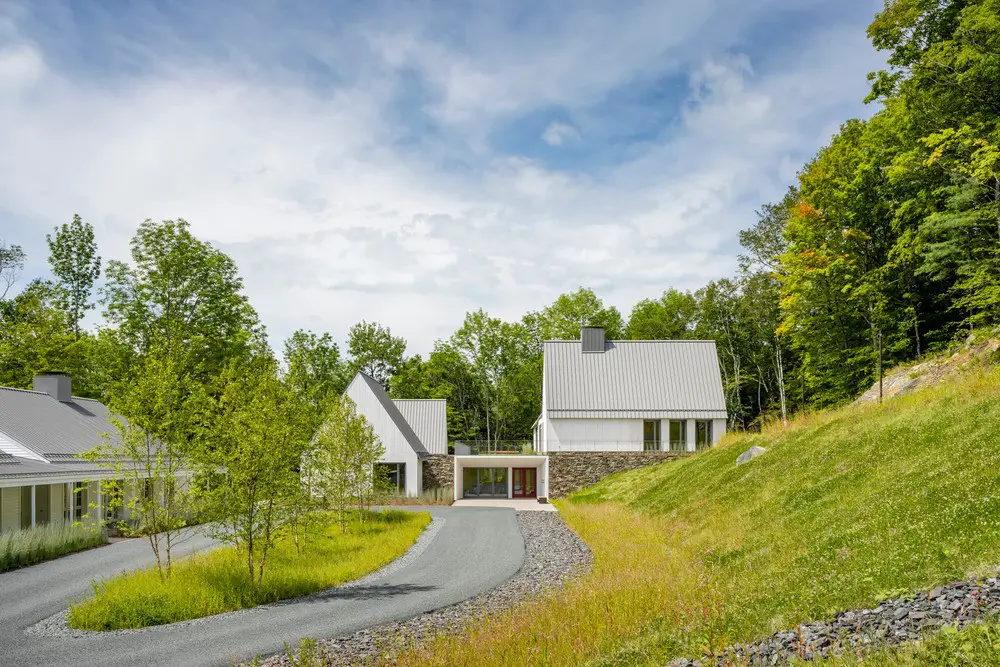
[260, 510, 592, 667]
[668, 574, 1000, 666]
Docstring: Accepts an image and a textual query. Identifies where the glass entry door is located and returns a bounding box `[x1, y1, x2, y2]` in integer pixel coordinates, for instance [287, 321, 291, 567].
[512, 468, 537, 498]
[462, 467, 508, 498]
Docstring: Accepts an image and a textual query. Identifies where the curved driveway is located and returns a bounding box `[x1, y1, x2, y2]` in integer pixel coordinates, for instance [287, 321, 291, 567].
[0, 506, 523, 667]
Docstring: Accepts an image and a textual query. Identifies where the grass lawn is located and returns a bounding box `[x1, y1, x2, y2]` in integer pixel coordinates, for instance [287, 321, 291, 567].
[390, 366, 1000, 666]
[0, 522, 108, 573]
[68, 509, 430, 630]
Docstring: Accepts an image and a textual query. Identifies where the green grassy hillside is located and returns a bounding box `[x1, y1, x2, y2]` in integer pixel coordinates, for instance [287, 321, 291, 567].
[394, 365, 1000, 666]
[576, 364, 1000, 663]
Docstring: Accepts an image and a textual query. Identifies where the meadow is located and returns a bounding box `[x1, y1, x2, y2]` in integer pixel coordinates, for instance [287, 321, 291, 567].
[68, 509, 430, 630]
[389, 366, 1000, 665]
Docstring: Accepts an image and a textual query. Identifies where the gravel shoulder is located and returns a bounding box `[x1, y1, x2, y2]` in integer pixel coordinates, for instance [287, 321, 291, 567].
[262, 509, 594, 667]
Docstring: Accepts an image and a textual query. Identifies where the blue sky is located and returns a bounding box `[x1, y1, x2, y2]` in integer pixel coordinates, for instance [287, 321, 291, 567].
[0, 0, 885, 354]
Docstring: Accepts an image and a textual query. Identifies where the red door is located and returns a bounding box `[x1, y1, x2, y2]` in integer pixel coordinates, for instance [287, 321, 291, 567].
[512, 468, 537, 498]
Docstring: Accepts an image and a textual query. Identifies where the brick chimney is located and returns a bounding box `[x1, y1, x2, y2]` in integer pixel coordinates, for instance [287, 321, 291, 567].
[33, 372, 72, 402]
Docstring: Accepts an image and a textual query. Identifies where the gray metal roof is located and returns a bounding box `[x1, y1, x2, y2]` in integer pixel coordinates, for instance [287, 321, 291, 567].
[0, 455, 111, 480]
[543, 340, 727, 419]
[393, 399, 447, 454]
[0, 387, 120, 459]
[356, 374, 429, 457]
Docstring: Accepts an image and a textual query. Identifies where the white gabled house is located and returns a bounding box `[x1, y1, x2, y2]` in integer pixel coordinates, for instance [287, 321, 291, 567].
[453, 327, 729, 502]
[533, 326, 728, 453]
[343, 372, 447, 497]
[0, 373, 175, 533]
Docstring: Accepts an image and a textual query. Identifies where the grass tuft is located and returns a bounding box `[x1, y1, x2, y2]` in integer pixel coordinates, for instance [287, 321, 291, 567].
[68, 509, 430, 630]
[0, 522, 108, 573]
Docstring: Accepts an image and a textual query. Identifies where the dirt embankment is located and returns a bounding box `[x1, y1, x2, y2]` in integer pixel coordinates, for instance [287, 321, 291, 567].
[855, 337, 1000, 405]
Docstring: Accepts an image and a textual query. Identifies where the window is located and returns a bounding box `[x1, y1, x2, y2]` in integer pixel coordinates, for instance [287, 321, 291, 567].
[695, 420, 713, 450]
[375, 463, 405, 493]
[73, 485, 85, 522]
[643, 420, 661, 451]
[669, 420, 687, 452]
[462, 467, 508, 498]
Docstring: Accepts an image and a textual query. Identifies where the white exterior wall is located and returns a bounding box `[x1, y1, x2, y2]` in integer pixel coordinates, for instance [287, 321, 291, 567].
[345, 376, 421, 497]
[543, 417, 724, 453]
[1, 486, 19, 531]
[546, 419, 644, 452]
[713, 418, 727, 444]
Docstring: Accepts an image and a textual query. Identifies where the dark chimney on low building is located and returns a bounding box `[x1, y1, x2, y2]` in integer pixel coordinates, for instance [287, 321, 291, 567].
[33, 372, 73, 402]
[581, 326, 606, 353]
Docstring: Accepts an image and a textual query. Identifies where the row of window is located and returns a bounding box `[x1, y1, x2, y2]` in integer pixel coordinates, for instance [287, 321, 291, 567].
[643, 419, 714, 452]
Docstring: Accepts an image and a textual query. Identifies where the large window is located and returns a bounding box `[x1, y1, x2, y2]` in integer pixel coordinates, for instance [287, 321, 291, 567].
[462, 467, 508, 498]
[643, 420, 661, 451]
[695, 420, 713, 450]
[375, 463, 406, 493]
[669, 420, 687, 452]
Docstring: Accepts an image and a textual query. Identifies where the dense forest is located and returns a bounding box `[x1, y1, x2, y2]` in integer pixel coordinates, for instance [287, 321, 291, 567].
[1, 0, 997, 445]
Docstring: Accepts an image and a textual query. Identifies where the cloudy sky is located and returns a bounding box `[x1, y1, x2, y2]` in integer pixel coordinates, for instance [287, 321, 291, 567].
[0, 0, 885, 355]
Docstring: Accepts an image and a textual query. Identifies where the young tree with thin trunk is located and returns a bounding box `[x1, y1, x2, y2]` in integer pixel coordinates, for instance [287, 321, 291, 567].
[308, 396, 383, 533]
[47, 214, 101, 339]
[200, 357, 314, 587]
[84, 343, 203, 579]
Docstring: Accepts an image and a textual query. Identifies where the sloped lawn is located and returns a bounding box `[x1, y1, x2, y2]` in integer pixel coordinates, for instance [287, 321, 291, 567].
[68, 509, 430, 630]
[389, 367, 1000, 666]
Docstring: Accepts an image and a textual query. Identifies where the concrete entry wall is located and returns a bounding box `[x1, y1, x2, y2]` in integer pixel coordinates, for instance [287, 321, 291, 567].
[547, 451, 688, 498]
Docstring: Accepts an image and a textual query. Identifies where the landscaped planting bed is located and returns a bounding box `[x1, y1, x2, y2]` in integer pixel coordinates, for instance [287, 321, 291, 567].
[67, 509, 430, 630]
[0, 522, 108, 573]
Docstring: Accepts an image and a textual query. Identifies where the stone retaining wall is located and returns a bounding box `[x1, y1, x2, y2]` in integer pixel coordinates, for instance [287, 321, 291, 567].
[547, 451, 687, 498]
[422, 454, 453, 490]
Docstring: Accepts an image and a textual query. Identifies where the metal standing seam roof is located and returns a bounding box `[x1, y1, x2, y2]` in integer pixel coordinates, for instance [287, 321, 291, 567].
[393, 399, 447, 455]
[356, 374, 429, 457]
[0, 386, 122, 459]
[543, 339, 728, 418]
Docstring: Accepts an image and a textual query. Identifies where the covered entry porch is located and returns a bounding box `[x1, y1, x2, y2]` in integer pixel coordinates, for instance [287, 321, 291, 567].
[452, 455, 549, 502]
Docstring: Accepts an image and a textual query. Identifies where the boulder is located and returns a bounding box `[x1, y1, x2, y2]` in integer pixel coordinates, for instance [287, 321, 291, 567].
[736, 446, 767, 466]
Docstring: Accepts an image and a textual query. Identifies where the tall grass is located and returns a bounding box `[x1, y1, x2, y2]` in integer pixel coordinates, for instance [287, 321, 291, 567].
[68, 509, 430, 630]
[0, 522, 108, 573]
[391, 366, 1000, 666]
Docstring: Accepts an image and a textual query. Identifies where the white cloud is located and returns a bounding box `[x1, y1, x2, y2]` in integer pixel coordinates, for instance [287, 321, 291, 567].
[541, 121, 580, 146]
[0, 1, 885, 355]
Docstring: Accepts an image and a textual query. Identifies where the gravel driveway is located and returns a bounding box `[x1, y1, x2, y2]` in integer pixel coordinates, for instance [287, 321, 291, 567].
[0, 506, 523, 667]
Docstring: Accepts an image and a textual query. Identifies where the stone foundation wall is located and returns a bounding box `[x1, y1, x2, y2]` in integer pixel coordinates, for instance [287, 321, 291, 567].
[422, 454, 453, 490]
[547, 451, 687, 498]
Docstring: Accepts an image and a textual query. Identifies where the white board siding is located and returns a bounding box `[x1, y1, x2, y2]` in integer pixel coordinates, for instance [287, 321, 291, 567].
[345, 376, 421, 496]
[546, 419, 645, 452]
[545, 417, 725, 452]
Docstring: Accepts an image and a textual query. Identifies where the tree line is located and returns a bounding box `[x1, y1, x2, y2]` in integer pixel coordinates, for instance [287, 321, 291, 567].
[1, 0, 998, 448]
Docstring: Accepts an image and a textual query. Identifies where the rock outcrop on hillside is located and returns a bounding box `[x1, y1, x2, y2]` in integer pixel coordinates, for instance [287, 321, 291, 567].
[854, 338, 1000, 405]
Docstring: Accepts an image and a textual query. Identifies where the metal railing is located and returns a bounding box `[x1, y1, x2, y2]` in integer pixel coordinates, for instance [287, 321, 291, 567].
[453, 441, 535, 456]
